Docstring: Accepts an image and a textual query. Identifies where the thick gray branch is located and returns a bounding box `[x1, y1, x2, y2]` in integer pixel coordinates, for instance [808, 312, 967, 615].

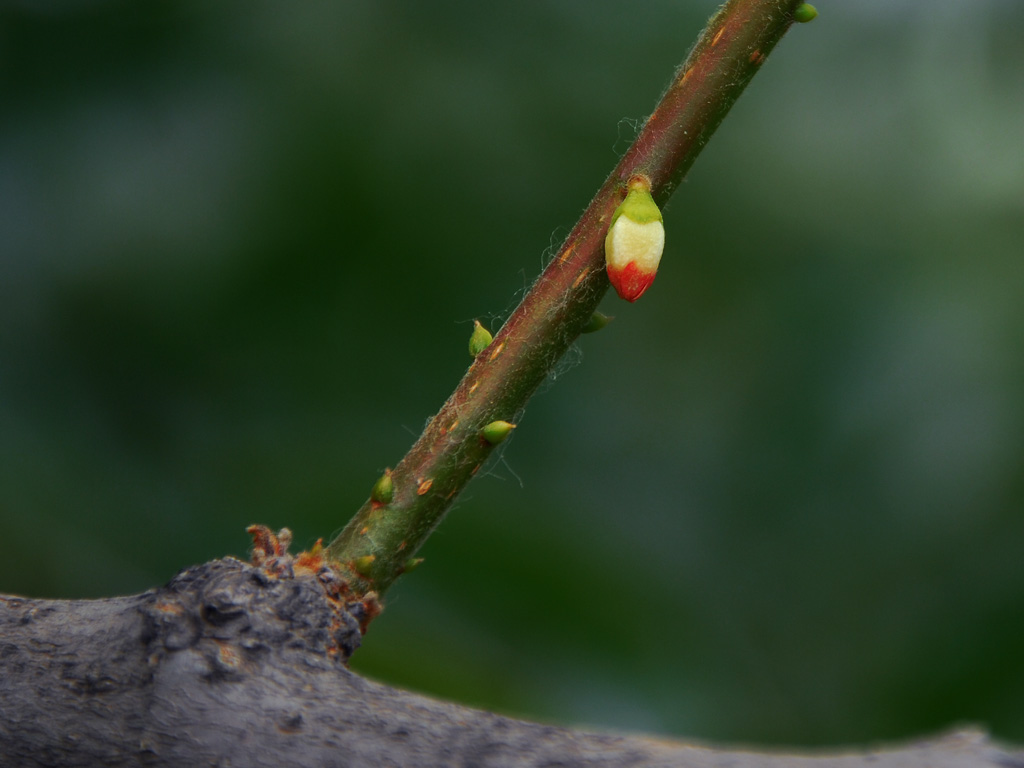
[1, 558, 1020, 768]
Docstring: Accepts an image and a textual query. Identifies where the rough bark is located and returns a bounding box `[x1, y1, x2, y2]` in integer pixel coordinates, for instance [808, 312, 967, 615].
[1, 555, 1021, 768]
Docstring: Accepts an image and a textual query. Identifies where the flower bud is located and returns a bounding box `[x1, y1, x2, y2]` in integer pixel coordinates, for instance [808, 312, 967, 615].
[604, 179, 664, 302]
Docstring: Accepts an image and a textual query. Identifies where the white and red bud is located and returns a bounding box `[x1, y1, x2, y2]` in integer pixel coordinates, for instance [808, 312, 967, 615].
[604, 178, 664, 302]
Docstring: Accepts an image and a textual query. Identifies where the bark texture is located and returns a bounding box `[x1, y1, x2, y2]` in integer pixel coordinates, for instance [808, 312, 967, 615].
[1, 556, 1021, 768]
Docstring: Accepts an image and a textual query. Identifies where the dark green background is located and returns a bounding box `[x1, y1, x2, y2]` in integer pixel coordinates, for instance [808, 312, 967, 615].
[3, 0, 1023, 748]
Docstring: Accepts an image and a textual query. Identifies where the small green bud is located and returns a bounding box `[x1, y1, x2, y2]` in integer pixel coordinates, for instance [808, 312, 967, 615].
[480, 420, 516, 445]
[353, 554, 376, 577]
[468, 320, 493, 357]
[403, 557, 425, 574]
[370, 470, 394, 505]
[794, 3, 817, 23]
[581, 311, 613, 334]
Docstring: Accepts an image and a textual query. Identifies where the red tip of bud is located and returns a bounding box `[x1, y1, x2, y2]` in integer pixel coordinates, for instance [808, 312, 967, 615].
[607, 261, 657, 303]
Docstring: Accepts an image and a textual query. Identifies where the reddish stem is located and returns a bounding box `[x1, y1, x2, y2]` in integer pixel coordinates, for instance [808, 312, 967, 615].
[325, 0, 809, 599]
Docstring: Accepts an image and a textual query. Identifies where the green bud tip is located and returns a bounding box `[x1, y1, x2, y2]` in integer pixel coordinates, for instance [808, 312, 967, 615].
[353, 554, 376, 576]
[794, 3, 817, 23]
[403, 557, 425, 574]
[480, 420, 516, 445]
[370, 470, 394, 505]
[581, 311, 613, 334]
[468, 320, 493, 357]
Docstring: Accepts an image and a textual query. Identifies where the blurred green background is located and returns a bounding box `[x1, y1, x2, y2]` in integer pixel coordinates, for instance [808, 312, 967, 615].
[3, 0, 1023, 749]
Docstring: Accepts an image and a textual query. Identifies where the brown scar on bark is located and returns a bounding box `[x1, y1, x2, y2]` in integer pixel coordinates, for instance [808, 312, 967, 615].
[558, 241, 577, 264]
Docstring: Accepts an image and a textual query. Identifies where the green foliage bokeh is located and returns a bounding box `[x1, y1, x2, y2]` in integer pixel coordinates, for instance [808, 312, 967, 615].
[3, 0, 1024, 747]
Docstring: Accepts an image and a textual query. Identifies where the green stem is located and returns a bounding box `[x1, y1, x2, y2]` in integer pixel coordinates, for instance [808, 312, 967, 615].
[325, 0, 809, 598]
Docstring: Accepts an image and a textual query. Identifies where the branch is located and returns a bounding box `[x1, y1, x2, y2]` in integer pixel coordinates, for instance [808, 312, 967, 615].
[12, 5, 1006, 767]
[2, 558, 1019, 768]
[325, 0, 816, 599]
